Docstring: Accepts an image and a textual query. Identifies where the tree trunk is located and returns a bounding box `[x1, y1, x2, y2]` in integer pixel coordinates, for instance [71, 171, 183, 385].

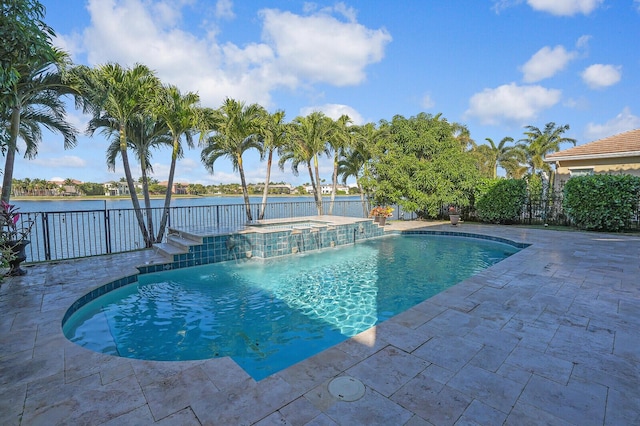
[259, 149, 273, 220]
[156, 140, 179, 243]
[312, 154, 323, 215]
[357, 178, 368, 217]
[1, 107, 21, 203]
[237, 154, 253, 221]
[306, 163, 320, 215]
[120, 130, 151, 247]
[329, 152, 338, 215]
[140, 164, 155, 241]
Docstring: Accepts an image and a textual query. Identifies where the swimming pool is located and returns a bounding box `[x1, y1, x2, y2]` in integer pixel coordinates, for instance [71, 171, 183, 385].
[63, 234, 520, 380]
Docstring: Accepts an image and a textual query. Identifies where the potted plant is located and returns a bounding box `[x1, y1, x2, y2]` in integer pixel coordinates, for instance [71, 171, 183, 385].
[448, 206, 460, 226]
[369, 206, 394, 226]
[0, 201, 35, 276]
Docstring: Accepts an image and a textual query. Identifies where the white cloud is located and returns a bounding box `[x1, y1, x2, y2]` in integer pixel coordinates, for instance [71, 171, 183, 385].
[521, 45, 577, 83]
[259, 8, 391, 87]
[215, 0, 235, 20]
[491, 0, 524, 14]
[527, 0, 604, 16]
[563, 96, 589, 110]
[31, 156, 88, 168]
[492, 0, 603, 15]
[421, 94, 435, 109]
[64, 1, 390, 110]
[465, 83, 561, 125]
[584, 107, 640, 140]
[575, 35, 591, 50]
[581, 64, 622, 89]
[299, 104, 364, 125]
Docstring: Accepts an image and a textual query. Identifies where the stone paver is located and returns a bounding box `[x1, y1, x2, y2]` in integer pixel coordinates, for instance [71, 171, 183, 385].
[1, 221, 640, 425]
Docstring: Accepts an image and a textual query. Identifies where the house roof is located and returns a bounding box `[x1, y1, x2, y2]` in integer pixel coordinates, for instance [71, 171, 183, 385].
[544, 128, 640, 162]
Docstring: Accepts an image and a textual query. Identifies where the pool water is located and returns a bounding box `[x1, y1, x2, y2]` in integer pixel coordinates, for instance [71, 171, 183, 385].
[63, 235, 519, 380]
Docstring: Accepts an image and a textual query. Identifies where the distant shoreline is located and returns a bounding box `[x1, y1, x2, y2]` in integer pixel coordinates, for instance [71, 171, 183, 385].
[11, 194, 335, 202]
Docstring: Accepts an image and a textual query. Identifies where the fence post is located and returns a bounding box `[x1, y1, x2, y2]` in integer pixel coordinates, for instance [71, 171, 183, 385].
[42, 212, 51, 261]
[104, 208, 112, 254]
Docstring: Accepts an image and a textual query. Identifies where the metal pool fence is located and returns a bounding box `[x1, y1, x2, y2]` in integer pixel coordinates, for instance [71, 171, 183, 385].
[18, 200, 417, 263]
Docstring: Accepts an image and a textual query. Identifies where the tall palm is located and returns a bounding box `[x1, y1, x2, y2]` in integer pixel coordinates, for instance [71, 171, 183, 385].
[482, 136, 515, 178]
[200, 98, 265, 221]
[104, 115, 172, 240]
[351, 122, 387, 215]
[500, 150, 528, 179]
[328, 115, 352, 214]
[82, 63, 160, 247]
[338, 146, 367, 216]
[153, 85, 199, 242]
[452, 122, 475, 151]
[258, 110, 287, 220]
[517, 122, 576, 176]
[1, 49, 78, 203]
[281, 112, 332, 215]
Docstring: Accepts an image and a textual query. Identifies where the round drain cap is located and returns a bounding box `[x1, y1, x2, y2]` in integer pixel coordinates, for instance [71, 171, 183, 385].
[328, 376, 365, 402]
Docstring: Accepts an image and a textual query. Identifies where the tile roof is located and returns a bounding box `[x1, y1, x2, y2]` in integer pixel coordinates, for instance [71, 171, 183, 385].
[545, 128, 640, 161]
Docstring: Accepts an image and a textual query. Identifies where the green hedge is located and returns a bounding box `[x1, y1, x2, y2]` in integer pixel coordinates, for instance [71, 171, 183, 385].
[563, 174, 640, 231]
[476, 179, 527, 224]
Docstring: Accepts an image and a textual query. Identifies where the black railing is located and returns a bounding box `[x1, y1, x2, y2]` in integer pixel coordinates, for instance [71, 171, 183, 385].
[20, 199, 417, 263]
[21, 192, 637, 264]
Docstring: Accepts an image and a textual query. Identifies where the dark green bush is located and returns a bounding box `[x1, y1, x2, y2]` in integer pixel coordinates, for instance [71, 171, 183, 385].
[476, 179, 527, 224]
[563, 174, 640, 231]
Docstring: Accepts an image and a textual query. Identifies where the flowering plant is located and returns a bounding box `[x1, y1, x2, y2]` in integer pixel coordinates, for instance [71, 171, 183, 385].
[369, 206, 394, 218]
[0, 201, 35, 243]
[448, 206, 459, 215]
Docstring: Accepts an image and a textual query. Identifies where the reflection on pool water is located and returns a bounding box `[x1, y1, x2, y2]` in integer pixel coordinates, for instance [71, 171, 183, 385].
[63, 234, 520, 380]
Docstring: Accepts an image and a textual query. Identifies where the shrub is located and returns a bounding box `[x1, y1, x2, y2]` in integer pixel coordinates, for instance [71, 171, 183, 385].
[476, 179, 527, 224]
[563, 174, 640, 232]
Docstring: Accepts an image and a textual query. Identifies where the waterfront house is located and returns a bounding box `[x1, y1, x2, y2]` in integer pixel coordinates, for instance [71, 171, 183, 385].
[103, 181, 130, 196]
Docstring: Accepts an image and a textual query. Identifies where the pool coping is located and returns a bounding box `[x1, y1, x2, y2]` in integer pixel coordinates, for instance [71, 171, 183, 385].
[2, 221, 640, 425]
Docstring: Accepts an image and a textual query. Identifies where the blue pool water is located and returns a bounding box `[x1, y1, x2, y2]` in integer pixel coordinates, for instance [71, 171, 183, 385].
[63, 234, 520, 380]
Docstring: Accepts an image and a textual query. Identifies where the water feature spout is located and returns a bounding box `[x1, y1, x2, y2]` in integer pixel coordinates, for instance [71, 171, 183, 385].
[290, 229, 302, 253]
[226, 237, 236, 250]
[226, 236, 240, 262]
[309, 228, 320, 249]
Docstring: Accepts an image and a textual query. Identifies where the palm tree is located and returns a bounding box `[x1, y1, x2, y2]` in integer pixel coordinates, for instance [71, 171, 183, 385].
[153, 85, 199, 242]
[499, 148, 528, 179]
[517, 122, 576, 176]
[348, 122, 387, 215]
[452, 122, 475, 151]
[82, 63, 161, 247]
[258, 110, 287, 220]
[517, 122, 575, 220]
[328, 115, 352, 214]
[1, 49, 78, 203]
[280, 112, 332, 215]
[200, 98, 265, 221]
[338, 146, 367, 216]
[482, 136, 516, 178]
[104, 115, 172, 240]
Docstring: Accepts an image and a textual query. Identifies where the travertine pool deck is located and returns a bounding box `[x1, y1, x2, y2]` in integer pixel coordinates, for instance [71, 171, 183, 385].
[1, 222, 639, 425]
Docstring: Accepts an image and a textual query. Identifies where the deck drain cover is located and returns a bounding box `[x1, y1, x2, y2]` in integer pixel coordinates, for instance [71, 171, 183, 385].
[328, 376, 365, 402]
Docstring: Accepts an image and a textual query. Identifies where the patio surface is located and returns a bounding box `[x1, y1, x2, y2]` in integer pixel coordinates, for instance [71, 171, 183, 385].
[1, 221, 639, 425]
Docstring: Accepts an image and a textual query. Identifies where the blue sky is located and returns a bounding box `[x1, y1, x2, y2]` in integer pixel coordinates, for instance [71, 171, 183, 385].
[19, 0, 640, 186]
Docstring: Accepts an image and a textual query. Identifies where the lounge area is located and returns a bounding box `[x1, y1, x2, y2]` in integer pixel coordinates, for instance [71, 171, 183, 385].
[1, 222, 639, 425]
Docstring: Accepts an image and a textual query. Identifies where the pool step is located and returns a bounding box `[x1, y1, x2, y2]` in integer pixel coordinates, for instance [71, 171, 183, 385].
[166, 233, 201, 251]
[153, 242, 187, 259]
[166, 228, 204, 244]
